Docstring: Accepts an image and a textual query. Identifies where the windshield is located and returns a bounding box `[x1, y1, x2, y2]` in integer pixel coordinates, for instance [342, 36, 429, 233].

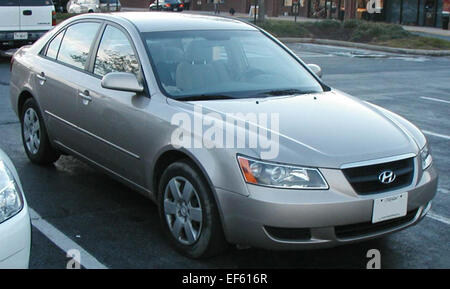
[142, 30, 323, 100]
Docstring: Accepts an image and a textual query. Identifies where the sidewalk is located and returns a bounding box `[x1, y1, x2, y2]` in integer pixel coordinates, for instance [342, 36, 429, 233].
[402, 25, 450, 41]
[402, 25, 450, 37]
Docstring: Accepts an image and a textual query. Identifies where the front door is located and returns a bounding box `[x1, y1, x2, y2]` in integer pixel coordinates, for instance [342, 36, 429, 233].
[74, 24, 148, 185]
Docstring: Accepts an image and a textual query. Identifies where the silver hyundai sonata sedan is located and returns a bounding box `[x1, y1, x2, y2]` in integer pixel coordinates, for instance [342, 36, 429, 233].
[10, 12, 438, 258]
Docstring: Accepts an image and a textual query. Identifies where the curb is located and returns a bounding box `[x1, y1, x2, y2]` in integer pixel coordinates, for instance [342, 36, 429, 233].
[279, 37, 450, 56]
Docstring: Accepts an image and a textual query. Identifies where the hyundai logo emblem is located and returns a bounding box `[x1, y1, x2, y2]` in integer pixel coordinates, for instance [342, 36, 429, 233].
[378, 170, 396, 184]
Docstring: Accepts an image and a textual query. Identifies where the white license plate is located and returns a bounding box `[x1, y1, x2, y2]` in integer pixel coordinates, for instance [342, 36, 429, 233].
[14, 32, 28, 40]
[173, 8, 178, 11]
[372, 192, 408, 223]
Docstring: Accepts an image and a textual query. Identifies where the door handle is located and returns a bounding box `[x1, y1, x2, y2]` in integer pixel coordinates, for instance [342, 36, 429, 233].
[23, 10, 32, 16]
[79, 90, 92, 104]
[36, 72, 46, 83]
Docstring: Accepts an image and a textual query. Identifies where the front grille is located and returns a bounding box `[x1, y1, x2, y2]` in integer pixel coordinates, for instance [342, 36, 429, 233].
[342, 157, 414, 195]
[335, 209, 418, 239]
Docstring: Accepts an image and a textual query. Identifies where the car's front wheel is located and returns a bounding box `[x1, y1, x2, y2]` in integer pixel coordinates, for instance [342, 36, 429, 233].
[21, 98, 60, 165]
[158, 160, 228, 258]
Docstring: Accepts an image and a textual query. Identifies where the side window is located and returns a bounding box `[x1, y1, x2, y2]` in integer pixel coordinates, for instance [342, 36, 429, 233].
[57, 22, 100, 70]
[94, 25, 139, 77]
[45, 30, 64, 59]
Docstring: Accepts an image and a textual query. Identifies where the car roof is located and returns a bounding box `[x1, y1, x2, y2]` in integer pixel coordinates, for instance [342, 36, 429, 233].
[81, 12, 258, 33]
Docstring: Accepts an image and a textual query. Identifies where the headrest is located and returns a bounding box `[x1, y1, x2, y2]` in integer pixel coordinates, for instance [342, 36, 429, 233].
[184, 40, 213, 65]
[163, 47, 184, 63]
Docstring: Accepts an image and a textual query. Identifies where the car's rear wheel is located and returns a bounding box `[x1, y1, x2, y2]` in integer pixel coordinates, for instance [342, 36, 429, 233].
[21, 98, 60, 165]
[158, 160, 228, 258]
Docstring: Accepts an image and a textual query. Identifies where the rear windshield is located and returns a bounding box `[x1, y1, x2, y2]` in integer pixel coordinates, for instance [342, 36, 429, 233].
[4, 0, 55, 5]
[21, 0, 53, 5]
[0, 0, 19, 6]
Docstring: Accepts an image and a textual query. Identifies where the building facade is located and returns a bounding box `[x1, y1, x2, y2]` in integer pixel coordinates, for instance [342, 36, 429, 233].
[120, 0, 448, 28]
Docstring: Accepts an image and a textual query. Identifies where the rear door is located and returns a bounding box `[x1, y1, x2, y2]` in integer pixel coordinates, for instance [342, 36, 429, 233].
[19, 0, 54, 31]
[36, 21, 102, 151]
[0, 0, 20, 31]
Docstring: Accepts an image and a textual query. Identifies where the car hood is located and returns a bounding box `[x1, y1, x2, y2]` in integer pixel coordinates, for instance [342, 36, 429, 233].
[169, 90, 421, 169]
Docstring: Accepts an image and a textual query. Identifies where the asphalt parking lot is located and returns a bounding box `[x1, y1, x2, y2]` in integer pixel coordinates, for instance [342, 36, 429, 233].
[0, 43, 449, 269]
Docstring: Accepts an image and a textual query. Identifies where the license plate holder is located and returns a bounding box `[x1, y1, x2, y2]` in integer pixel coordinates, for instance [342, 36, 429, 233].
[372, 192, 408, 223]
[14, 32, 28, 40]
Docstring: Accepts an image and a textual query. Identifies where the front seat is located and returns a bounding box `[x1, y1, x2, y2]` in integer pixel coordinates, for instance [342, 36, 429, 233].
[157, 47, 184, 87]
[176, 40, 220, 93]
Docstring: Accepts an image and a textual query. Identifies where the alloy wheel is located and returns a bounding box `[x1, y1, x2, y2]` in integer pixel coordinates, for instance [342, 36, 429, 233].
[163, 176, 203, 245]
[23, 108, 41, 155]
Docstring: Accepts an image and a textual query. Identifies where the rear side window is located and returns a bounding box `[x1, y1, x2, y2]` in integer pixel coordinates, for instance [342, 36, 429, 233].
[57, 22, 100, 70]
[46, 30, 64, 59]
[93, 25, 139, 77]
[0, 0, 19, 6]
[20, 0, 54, 5]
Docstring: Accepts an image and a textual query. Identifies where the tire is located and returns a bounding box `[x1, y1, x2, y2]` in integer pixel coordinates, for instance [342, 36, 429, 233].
[158, 160, 228, 258]
[21, 98, 60, 165]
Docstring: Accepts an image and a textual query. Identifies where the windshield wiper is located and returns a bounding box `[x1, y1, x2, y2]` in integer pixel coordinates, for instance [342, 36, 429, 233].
[257, 89, 315, 97]
[176, 94, 235, 101]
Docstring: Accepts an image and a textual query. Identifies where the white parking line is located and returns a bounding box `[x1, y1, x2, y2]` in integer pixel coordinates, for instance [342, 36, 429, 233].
[438, 188, 449, 195]
[420, 97, 450, 104]
[422, 130, 450, 140]
[426, 211, 450, 226]
[29, 208, 108, 269]
[297, 54, 335, 58]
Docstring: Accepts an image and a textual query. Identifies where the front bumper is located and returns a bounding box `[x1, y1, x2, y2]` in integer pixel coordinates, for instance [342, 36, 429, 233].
[0, 205, 31, 269]
[216, 161, 438, 250]
[0, 31, 48, 48]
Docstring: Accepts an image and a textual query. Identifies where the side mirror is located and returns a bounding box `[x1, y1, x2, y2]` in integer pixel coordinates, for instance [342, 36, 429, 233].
[101, 72, 144, 93]
[307, 64, 323, 78]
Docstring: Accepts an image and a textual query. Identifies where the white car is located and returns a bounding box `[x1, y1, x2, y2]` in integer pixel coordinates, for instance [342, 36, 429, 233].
[99, 0, 121, 12]
[67, 0, 100, 13]
[0, 149, 31, 269]
[0, 0, 55, 49]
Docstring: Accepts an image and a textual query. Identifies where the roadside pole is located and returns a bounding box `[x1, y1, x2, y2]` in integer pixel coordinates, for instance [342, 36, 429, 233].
[258, 0, 265, 22]
[253, 0, 257, 24]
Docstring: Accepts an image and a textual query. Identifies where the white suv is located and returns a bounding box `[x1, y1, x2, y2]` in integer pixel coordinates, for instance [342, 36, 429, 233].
[0, 0, 55, 50]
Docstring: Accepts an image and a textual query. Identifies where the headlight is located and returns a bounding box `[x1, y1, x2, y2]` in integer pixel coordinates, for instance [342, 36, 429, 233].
[0, 160, 23, 224]
[420, 143, 432, 170]
[237, 156, 328, 189]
